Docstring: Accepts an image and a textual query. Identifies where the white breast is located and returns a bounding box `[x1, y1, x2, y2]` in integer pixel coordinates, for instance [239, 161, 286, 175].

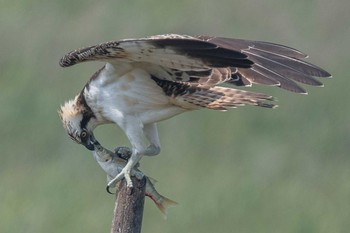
[85, 63, 184, 125]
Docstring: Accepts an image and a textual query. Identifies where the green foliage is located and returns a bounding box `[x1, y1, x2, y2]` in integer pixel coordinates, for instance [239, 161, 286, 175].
[1, 0, 349, 232]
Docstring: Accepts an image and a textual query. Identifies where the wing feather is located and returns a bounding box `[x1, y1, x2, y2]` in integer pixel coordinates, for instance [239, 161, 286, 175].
[196, 36, 331, 93]
[59, 35, 252, 70]
[60, 34, 331, 94]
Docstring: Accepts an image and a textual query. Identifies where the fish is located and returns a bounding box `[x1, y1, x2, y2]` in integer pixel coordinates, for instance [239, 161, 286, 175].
[144, 176, 178, 219]
[93, 143, 178, 218]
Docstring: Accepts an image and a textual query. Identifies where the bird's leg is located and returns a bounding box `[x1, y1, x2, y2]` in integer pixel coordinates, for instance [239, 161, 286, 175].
[107, 143, 159, 189]
[110, 143, 161, 186]
[143, 123, 161, 156]
[107, 121, 161, 188]
[107, 149, 142, 188]
[143, 144, 161, 156]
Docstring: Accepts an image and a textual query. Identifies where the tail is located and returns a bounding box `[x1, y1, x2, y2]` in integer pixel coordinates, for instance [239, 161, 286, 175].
[154, 196, 178, 219]
[180, 85, 277, 110]
[145, 176, 178, 219]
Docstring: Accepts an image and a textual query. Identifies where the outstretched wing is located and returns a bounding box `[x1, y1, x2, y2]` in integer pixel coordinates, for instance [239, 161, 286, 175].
[196, 36, 332, 93]
[59, 34, 331, 94]
[59, 34, 252, 81]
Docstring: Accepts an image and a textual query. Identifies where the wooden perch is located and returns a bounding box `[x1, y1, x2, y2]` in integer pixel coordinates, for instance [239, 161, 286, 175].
[111, 176, 146, 233]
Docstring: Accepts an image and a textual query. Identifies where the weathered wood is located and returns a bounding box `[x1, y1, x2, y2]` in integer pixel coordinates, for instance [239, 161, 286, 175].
[111, 176, 146, 233]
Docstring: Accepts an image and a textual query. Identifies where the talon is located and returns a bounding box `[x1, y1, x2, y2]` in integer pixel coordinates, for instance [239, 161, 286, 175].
[107, 167, 134, 190]
[106, 185, 115, 194]
[124, 169, 133, 188]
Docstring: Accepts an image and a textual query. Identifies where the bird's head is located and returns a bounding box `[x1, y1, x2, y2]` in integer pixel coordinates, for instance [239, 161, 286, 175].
[58, 95, 98, 151]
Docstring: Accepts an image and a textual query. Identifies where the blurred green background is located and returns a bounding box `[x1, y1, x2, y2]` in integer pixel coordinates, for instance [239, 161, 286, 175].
[1, 0, 349, 232]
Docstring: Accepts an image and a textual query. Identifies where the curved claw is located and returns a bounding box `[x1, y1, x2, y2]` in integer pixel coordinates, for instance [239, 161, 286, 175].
[107, 168, 134, 188]
[106, 185, 115, 194]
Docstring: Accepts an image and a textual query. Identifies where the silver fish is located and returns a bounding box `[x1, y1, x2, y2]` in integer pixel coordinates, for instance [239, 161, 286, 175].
[93, 144, 177, 218]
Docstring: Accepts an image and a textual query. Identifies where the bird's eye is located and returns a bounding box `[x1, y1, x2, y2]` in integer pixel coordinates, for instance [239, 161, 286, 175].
[80, 130, 88, 139]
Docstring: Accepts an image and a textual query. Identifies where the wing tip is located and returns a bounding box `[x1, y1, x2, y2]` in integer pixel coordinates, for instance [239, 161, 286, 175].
[320, 71, 332, 78]
[59, 55, 76, 67]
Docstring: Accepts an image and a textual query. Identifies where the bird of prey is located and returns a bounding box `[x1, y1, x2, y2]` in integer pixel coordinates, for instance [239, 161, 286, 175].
[58, 34, 331, 188]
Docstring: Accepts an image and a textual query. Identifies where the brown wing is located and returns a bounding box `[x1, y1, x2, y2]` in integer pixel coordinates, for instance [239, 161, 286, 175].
[59, 34, 331, 94]
[59, 34, 258, 85]
[59, 34, 252, 71]
[196, 36, 332, 93]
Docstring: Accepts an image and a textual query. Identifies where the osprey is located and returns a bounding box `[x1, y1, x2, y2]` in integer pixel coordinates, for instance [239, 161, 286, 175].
[58, 34, 331, 188]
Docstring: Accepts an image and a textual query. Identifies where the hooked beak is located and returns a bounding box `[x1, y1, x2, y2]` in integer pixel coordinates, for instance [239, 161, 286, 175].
[82, 133, 100, 151]
[83, 140, 95, 151]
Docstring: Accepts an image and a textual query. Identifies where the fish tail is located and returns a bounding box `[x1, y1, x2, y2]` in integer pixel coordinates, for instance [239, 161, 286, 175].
[155, 196, 178, 219]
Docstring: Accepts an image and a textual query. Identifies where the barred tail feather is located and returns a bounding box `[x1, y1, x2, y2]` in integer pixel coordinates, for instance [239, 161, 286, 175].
[181, 86, 277, 110]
